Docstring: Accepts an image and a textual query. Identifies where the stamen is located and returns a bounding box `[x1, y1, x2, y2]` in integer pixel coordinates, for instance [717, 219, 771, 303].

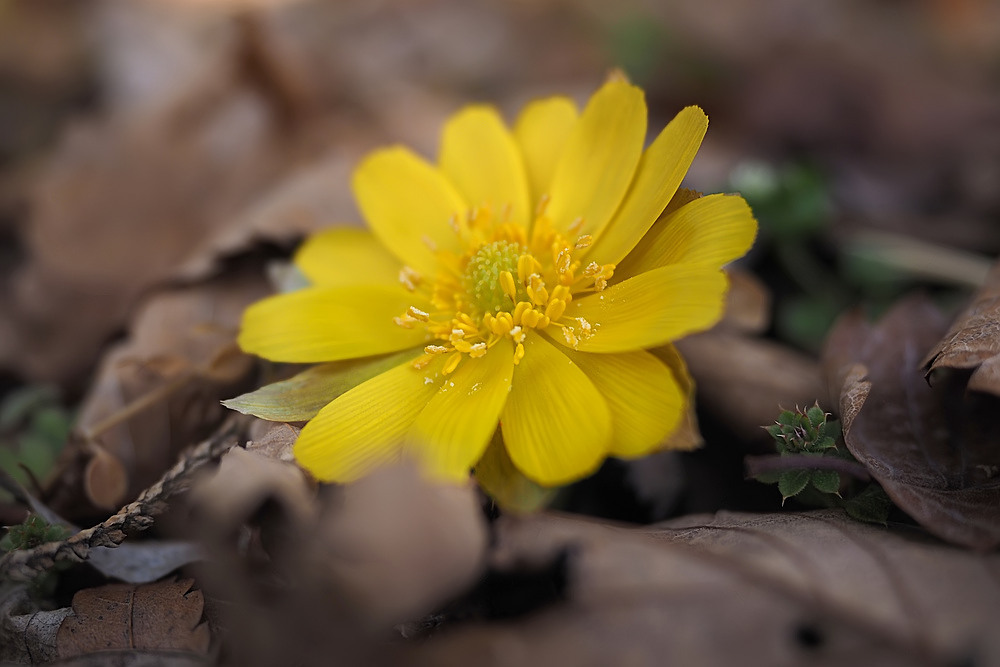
[509, 325, 525, 344]
[575, 235, 593, 249]
[513, 343, 525, 365]
[555, 248, 571, 274]
[443, 351, 463, 375]
[469, 342, 488, 358]
[424, 345, 449, 354]
[500, 271, 517, 302]
[406, 306, 430, 322]
[568, 217, 585, 235]
[544, 299, 566, 321]
[399, 267, 422, 291]
[422, 235, 438, 251]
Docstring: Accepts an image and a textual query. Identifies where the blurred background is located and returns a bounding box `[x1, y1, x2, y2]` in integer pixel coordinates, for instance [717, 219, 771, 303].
[1, 0, 999, 519]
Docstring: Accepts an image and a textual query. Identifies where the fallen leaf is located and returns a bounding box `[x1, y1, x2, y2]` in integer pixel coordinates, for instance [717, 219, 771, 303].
[676, 329, 825, 445]
[44, 268, 268, 516]
[922, 260, 1000, 395]
[823, 295, 1000, 550]
[57, 578, 210, 658]
[410, 510, 1000, 666]
[1, 586, 72, 664]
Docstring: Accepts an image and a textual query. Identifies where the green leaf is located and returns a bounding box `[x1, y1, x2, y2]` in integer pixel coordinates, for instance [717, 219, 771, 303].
[811, 470, 841, 494]
[754, 471, 782, 485]
[764, 424, 783, 440]
[843, 484, 892, 525]
[776, 410, 798, 427]
[778, 469, 811, 501]
[806, 404, 826, 428]
[223, 349, 420, 422]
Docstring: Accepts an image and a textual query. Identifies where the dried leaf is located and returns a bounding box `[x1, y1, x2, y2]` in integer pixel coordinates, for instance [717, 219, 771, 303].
[676, 330, 825, 445]
[923, 260, 1000, 395]
[57, 578, 210, 658]
[823, 295, 1000, 550]
[45, 269, 268, 516]
[411, 510, 1000, 666]
[0, 420, 238, 583]
[1, 586, 73, 664]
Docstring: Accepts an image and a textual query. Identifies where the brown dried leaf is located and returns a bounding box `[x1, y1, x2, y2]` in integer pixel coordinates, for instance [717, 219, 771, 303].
[411, 510, 1000, 666]
[57, 578, 210, 658]
[676, 329, 825, 445]
[923, 260, 1000, 395]
[823, 295, 1000, 550]
[45, 268, 268, 515]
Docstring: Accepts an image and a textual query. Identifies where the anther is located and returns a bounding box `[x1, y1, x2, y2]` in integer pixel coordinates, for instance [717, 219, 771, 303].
[575, 234, 593, 249]
[424, 345, 449, 354]
[544, 299, 566, 321]
[469, 342, 488, 358]
[513, 343, 525, 365]
[399, 266, 422, 291]
[568, 216, 585, 235]
[406, 306, 430, 322]
[500, 271, 517, 302]
[443, 352, 462, 375]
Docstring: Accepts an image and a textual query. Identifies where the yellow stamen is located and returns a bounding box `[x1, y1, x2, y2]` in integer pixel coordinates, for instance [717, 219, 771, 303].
[443, 351, 463, 375]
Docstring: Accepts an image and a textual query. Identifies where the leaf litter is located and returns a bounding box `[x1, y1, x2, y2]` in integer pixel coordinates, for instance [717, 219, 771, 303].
[2, 0, 1000, 665]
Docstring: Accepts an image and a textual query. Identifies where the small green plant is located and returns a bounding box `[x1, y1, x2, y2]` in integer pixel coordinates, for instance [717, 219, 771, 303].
[1, 513, 73, 552]
[752, 404, 892, 524]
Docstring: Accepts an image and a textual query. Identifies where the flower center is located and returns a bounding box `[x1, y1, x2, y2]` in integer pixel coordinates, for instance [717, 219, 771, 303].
[462, 240, 524, 316]
[393, 203, 617, 374]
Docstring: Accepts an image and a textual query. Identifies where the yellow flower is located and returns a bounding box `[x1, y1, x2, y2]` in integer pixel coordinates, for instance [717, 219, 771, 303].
[230, 77, 757, 490]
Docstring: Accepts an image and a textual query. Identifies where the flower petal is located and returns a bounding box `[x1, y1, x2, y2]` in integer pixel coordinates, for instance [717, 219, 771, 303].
[546, 80, 646, 236]
[562, 265, 728, 353]
[650, 343, 703, 451]
[473, 430, 557, 513]
[500, 333, 611, 485]
[222, 349, 421, 422]
[406, 338, 515, 481]
[513, 96, 578, 208]
[440, 106, 531, 226]
[615, 194, 758, 279]
[294, 228, 401, 287]
[352, 147, 467, 275]
[586, 106, 709, 264]
[294, 356, 445, 482]
[238, 286, 429, 363]
[558, 347, 684, 458]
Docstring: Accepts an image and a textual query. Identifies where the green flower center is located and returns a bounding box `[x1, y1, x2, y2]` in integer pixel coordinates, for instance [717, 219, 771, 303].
[463, 240, 523, 315]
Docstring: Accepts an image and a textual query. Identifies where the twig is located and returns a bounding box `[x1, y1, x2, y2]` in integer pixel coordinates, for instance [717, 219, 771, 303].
[0, 417, 242, 582]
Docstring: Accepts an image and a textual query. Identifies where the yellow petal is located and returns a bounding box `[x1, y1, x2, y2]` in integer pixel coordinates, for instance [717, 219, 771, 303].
[238, 286, 429, 363]
[223, 349, 421, 422]
[440, 106, 531, 225]
[546, 80, 646, 236]
[294, 356, 445, 482]
[473, 430, 557, 513]
[615, 194, 758, 279]
[406, 338, 515, 481]
[500, 333, 611, 485]
[513, 96, 578, 209]
[294, 228, 401, 288]
[558, 347, 684, 458]
[650, 343, 703, 451]
[563, 265, 728, 353]
[586, 107, 709, 264]
[352, 147, 467, 275]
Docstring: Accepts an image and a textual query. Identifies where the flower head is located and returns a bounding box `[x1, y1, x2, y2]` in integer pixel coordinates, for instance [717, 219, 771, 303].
[231, 77, 757, 491]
